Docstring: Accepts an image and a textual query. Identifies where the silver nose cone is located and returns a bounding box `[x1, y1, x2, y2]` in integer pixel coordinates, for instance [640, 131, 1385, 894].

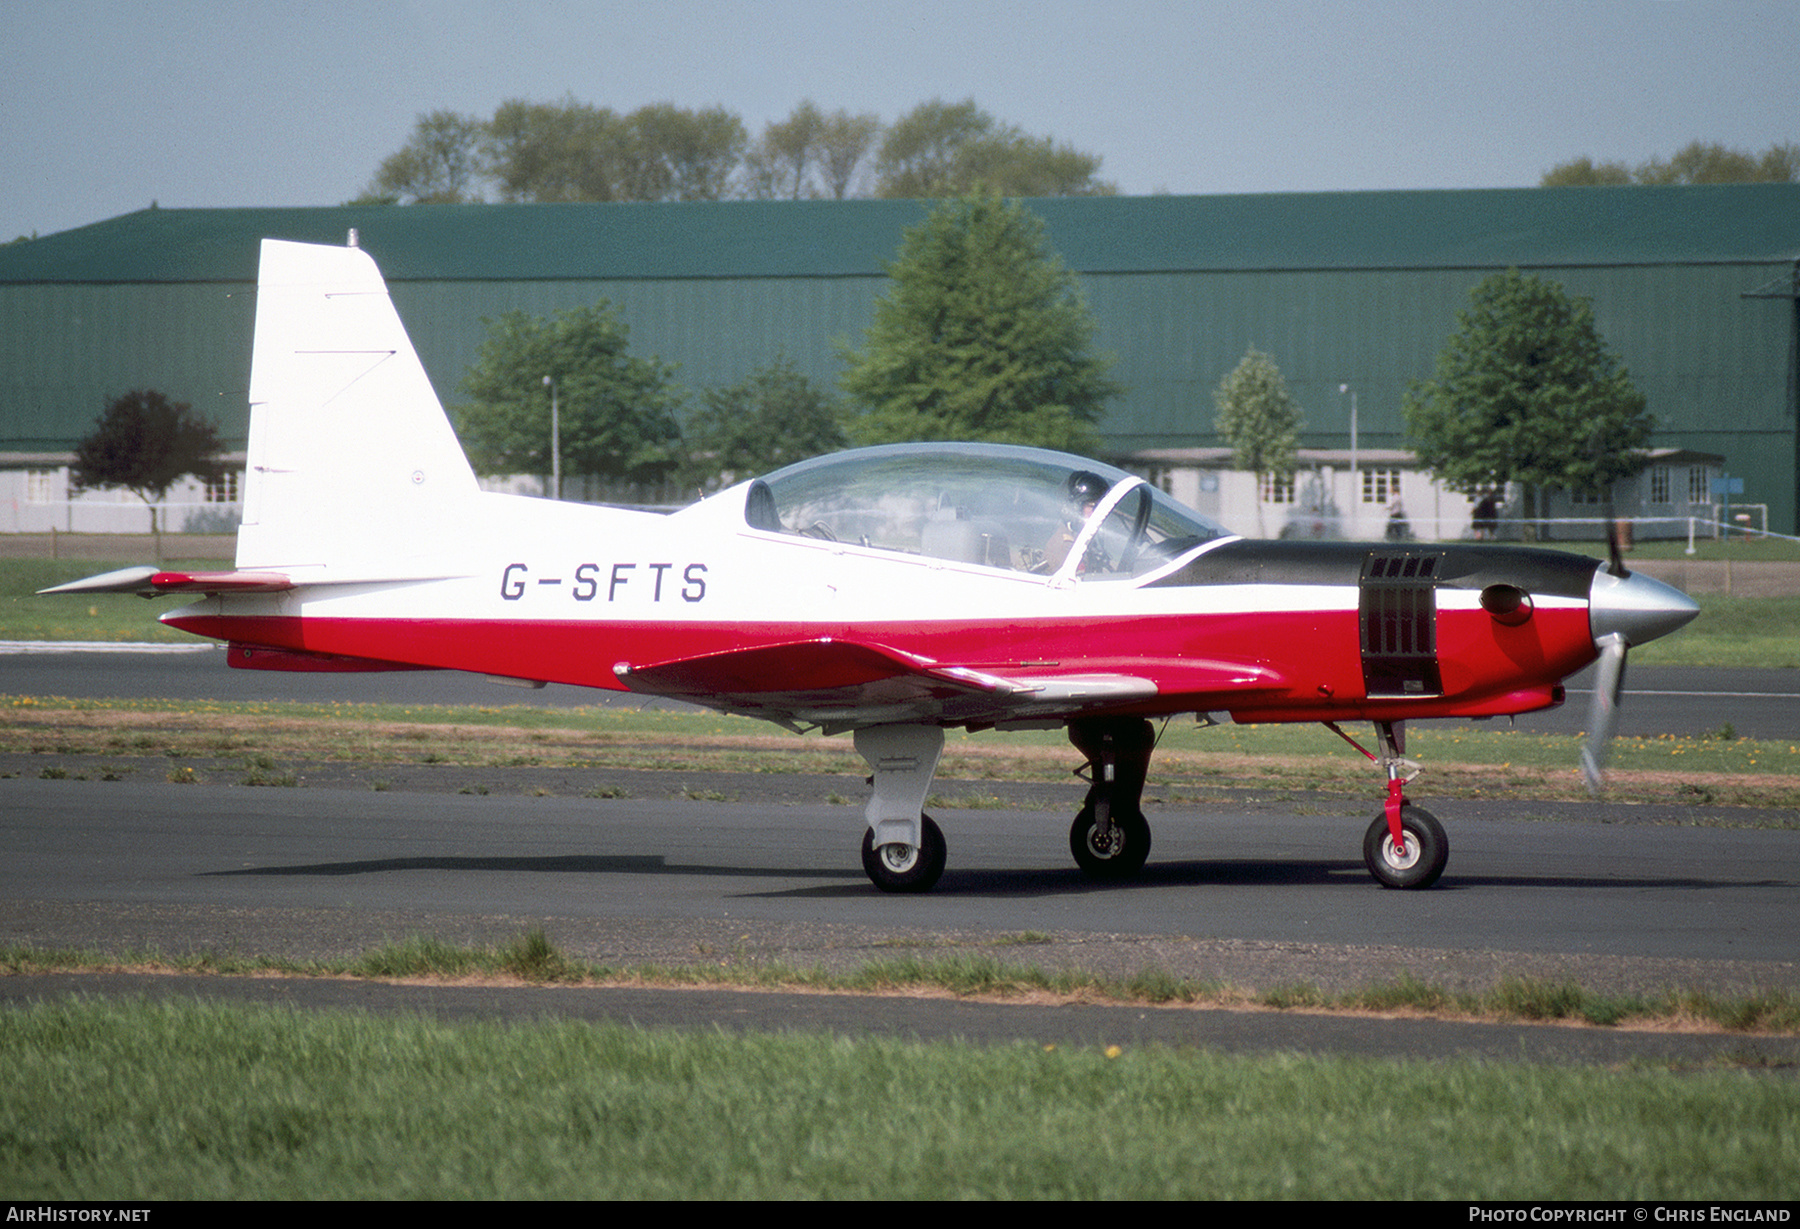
[1589, 567, 1700, 647]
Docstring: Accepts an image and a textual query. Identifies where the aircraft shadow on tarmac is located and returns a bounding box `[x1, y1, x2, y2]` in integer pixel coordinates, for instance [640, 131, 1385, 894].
[197, 853, 1789, 897]
[197, 852, 1354, 892]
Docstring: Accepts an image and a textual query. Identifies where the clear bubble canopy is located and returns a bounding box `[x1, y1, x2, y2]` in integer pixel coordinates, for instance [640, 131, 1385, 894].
[749, 442, 1232, 580]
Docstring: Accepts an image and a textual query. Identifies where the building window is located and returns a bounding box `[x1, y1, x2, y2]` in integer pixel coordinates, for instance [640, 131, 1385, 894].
[25, 470, 60, 503]
[1260, 472, 1295, 504]
[1648, 466, 1670, 505]
[1687, 466, 1711, 505]
[1361, 468, 1401, 504]
[204, 472, 239, 504]
[1568, 486, 1605, 506]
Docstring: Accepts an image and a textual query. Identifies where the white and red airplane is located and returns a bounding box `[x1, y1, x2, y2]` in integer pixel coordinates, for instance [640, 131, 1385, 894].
[47, 238, 1700, 892]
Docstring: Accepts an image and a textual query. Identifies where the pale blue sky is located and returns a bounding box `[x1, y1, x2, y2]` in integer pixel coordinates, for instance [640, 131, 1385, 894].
[5, 0, 1795, 240]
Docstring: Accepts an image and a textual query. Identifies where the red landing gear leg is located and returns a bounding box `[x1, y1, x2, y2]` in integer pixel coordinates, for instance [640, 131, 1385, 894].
[1066, 717, 1155, 880]
[1377, 720, 1410, 851]
[1326, 719, 1449, 890]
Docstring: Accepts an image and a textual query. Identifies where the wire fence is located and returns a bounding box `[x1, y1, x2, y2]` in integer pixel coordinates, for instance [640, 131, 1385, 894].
[1260, 507, 1796, 546]
[8, 498, 1798, 550]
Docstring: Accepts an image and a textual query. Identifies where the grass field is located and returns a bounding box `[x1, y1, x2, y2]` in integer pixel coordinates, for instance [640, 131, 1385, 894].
[1547, 535, 1800, 562]
[5, 690, 1798, 809]
[4, 996, 1797, 1200]
[0, 557, 213, 643]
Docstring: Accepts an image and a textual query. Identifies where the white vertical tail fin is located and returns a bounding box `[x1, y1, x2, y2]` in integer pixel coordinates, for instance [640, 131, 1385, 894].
[237, 239, 480, 575]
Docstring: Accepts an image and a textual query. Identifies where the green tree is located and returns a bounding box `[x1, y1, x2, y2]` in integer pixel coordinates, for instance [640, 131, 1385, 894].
[482, 98, 745, 203]
[1637, 141, 1762, 185]
[1541, 140, 1799, 186]
[455, 303, 684, 486]
[1758, 143, 1800, 181]
[743, 100, 826, 200]
[485, 97, 632, 202]
[1539, 156, 1633, 188]
[1403, 269, 1652, 538]
[366, 109, 487, 204]
[838, 194, 1119, 451]
[744, 100, 882, 200]
[874, 99, 1114, 198]
[362, 95, 1121, 203]
[622, 103, 747, 202]
[683, 357, 847, 490]
[815, 108, 884, 200]
[1212, 350, 1303, 537]
[71, 390, 225, 543]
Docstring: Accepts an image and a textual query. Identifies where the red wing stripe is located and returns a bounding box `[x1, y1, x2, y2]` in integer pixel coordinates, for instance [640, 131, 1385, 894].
[149, 570, 295, 594]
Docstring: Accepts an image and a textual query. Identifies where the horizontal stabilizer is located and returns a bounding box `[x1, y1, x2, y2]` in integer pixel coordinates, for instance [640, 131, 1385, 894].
[39, 567, 295, 597]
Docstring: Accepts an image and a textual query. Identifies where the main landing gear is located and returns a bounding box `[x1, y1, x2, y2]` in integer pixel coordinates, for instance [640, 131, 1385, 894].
[852, 717, 1160, 893]
[854, 725, 948, 893]
[850, 716, 1449, 893]
[1329, 719, 1449, 890]
[1067, 717, 1156, 881]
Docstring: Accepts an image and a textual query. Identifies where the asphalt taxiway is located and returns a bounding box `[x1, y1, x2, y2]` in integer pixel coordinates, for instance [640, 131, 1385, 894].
[4, 646, 1798, 1062]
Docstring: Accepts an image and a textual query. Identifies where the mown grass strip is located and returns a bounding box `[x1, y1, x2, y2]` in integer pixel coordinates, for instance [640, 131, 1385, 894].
[6, 934, 1797, 1034]
[2, 996, 1796, 1199]
[7, 691, 1800, 809]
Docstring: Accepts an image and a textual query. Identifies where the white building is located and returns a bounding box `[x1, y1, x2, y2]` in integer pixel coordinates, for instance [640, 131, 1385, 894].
[1129, 447, 1727, 543]
[0, 462, 243, 535]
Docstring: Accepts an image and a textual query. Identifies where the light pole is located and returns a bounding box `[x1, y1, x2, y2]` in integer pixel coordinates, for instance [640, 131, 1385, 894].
[542, 375, 560, 501]
[1339, 382, 1358, 518]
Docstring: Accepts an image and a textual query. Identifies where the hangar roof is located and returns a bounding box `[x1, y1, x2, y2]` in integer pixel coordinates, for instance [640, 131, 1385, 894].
[4, 184, 1798, 284]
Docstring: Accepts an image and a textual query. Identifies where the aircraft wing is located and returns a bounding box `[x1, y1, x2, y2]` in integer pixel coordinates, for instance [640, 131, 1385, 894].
[613, 638, 1283, 730]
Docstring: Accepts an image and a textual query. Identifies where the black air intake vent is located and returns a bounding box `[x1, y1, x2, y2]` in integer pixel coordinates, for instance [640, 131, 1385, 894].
[1360, 550, 1443, 697]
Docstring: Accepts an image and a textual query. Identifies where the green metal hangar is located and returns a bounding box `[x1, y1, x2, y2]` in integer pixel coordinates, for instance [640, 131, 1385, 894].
[2, 184, 1795, 535]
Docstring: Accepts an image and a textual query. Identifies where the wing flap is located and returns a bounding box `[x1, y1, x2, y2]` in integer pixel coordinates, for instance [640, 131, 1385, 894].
[613, 639, 1031, 725]
[613, 639, 1281, 728]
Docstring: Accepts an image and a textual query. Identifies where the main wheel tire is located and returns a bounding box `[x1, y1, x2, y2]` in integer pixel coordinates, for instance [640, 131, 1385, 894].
[861, 813, 947, 893]
[1069, 806, 1152, 880]
[1362, 805, 1449, 890]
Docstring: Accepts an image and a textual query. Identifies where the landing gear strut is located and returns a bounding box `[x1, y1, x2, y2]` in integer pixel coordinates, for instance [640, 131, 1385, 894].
[854, 725, 948, 893]
[1067, 717, 1155, 880]
[1329, 719, 1449, 890]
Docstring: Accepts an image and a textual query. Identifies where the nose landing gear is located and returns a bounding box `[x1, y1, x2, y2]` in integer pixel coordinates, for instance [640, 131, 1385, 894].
[1329, 719, 1449, 889]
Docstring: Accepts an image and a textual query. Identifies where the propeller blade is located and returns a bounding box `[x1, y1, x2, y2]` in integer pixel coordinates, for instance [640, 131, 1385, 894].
[1581, 632, 1629, 796]
[1605, 509, 1630, 578]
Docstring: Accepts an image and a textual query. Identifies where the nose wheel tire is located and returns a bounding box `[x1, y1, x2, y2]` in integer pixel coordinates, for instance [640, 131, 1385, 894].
[1362, 805, 1448, 890]
[1069, 806, 1151, 880]
[861, 813, 947, 893]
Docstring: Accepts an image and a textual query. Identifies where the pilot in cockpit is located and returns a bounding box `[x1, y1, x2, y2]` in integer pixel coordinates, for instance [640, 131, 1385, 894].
[1044, 470, 1110, 573]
